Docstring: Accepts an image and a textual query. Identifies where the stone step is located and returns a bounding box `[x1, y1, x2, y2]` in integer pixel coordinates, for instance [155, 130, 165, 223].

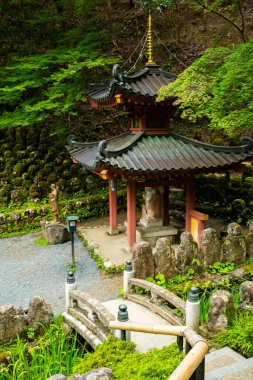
[205, 347, 253, 380]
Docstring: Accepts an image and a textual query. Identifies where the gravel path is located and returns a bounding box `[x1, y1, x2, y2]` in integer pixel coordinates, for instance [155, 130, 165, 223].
[0, 232, 122, 315]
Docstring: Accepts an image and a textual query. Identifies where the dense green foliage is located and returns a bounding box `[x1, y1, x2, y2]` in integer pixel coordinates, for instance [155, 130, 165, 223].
[74, 335, 184, 379]
[0, 317, 86, 379]
[159, 40, 253, 136]
[0, 34, 118, 129]
[210, 310, 253, 358]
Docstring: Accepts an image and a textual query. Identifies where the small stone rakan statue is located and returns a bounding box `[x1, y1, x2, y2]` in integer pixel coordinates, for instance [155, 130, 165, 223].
[48, 184, 60, 224]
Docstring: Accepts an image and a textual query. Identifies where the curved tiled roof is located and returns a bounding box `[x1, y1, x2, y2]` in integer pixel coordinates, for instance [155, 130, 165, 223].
[88, 64, 176, 104]
[66, 133, 253, 175]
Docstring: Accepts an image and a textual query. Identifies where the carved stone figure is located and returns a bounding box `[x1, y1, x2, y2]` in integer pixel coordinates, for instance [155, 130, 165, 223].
[176, 232, 199, 275]
[139, 187, 163, 227]
[221, 222, 246, 264]
[199, 228, 221, 266]
[48, 184, 60, 223]
[246, 220, 253, 259]
[131, 241, 154, 279]
[153, 237, 177, 280]
[239, 281, 253, 310]
[207, 290, 234, 332]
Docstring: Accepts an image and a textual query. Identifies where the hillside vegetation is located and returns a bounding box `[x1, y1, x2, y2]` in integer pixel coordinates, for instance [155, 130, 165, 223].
[1, 0, 253, 218]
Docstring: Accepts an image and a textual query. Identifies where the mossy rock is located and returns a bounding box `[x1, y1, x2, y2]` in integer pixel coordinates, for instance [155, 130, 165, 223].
[68, 177, 81, 190]
[29, 151, 40, 160]
[244, 176, 253, 187]
[47, 173, 58, 183]
[38, 143, 47, 152]
[11, 190, 23, 203]
[22, 179, 32, 191]
[230, 176, 242, 185]
[4, 150, 13, 159]
[27, 165, 38, 175]
[62, 159, 72, 168]
[43, 163, 54, 173]
[34, 170, 46, 182]
[62, 170, 71, 179]
[69, 165, 79, 176]
[54, 153, 66, 165]
[13, 177, 23, 186]
[243, 164, 253, 177]
[29, 184, 40, 198]
[0, 184, 12, 197]
[57, 179, 66, 190]
[45, 147, 58, 161]
[16, 150, 27, 160]
[232, 198, 246, 210]
[13, 163, 25, 177]
[1, 143, 10, 154]
[37, 181, 48, 195]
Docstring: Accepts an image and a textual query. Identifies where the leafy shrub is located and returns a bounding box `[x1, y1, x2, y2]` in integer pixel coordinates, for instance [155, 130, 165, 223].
[74, 335, 184, 380]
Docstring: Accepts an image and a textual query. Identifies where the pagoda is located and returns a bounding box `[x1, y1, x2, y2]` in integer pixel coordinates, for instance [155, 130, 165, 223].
[67, 16, 253, 247]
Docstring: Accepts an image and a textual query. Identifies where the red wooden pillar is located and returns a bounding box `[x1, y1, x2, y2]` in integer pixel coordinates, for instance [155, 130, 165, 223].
[108, 176, 118, 235]
[127, 178, 136, 247]
[185, 178, 196, 232]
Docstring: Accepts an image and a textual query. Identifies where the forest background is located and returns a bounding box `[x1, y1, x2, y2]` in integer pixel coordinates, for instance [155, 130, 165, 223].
[1, 0, 253, 226]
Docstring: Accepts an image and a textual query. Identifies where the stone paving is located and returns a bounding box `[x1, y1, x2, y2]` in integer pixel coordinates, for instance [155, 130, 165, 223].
[0, 232, 122, 315]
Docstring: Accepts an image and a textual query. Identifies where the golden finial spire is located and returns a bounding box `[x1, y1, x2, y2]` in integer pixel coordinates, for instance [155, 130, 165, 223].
[146, 13, 156, 66]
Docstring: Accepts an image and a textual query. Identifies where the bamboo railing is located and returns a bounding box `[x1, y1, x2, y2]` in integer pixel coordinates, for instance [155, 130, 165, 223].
[109, 321, 208, 380]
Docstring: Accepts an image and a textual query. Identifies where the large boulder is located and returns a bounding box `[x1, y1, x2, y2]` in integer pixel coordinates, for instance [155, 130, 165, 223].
[69, 368, 113, 380]
[0, 304, 27, 343]
[28, 296, 54, 334]
[153, 238, 177, 279]
[41, 221, 70, 245]
[47, 368, 113, 380]
[131, 241, 154, 279]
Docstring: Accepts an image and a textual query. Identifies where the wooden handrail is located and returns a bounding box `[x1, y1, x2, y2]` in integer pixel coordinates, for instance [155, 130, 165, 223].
[108, 321, 208, 380]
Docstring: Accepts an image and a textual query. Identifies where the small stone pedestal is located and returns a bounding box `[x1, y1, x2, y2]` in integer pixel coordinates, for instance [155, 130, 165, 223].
[40, 221, 71, 245]
[136, 225, 178, 247]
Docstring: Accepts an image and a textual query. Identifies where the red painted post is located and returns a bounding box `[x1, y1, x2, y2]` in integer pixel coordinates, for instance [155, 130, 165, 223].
[127, 179, 136, 247]
[185, 179, 195, 232]
[109, 176, 118, 235]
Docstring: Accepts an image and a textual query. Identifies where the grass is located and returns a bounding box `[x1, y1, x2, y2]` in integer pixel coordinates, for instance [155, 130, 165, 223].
[35, 235, 48, 247]
[210, 310, 253, 358]
[0, 317, 87, 379]
[0, 228, 41, 239]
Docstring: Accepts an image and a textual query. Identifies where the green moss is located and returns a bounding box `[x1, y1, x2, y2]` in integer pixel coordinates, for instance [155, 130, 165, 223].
[36, 235, 48, 247]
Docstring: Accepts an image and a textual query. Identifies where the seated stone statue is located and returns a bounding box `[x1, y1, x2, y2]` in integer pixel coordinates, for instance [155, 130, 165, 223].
[139, 187, 163, 227]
